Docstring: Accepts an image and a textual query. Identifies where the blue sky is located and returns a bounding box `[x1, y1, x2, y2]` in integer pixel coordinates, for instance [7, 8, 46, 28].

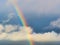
[0, 0, 60, 42]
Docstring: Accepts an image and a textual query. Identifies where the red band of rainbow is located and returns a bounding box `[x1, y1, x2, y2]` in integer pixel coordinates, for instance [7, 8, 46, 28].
[9, 0, 34, 45]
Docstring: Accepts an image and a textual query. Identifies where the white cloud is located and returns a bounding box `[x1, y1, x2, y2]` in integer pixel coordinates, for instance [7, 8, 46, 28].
[0, 33, 7, 40]
[32, 31, 60, 41]
[0, 25, 33, 41]
[0, 24, 60, 41]
[5, 25, 18, 33]
[2, 13, 15, 23]
[50, 18, 60, 28]
[43, 18, 60, 30]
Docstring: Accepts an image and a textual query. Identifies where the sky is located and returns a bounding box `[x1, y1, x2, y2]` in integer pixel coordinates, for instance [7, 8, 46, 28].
[0, 0, 60, 44]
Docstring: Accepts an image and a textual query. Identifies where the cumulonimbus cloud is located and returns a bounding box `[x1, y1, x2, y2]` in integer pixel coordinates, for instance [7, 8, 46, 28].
[0, 24, 60, 41]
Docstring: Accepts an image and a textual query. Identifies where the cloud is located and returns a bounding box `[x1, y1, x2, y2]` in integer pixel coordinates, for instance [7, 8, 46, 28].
[2, 13, 15, 23]
[0, 24, 33, 41]
[44, 18, 60, 30]
[5, 25, 18, 33]
[50, 18, 60, 28]
[32, 31, 60, 41]
[0, 24, 60, 41]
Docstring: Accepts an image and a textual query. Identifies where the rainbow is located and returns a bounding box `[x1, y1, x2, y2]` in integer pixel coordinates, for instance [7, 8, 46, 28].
[9, 0, 34, 45]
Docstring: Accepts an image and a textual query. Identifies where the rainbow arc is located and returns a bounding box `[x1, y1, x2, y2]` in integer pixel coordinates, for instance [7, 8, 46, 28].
[9, 0, 34, 45]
